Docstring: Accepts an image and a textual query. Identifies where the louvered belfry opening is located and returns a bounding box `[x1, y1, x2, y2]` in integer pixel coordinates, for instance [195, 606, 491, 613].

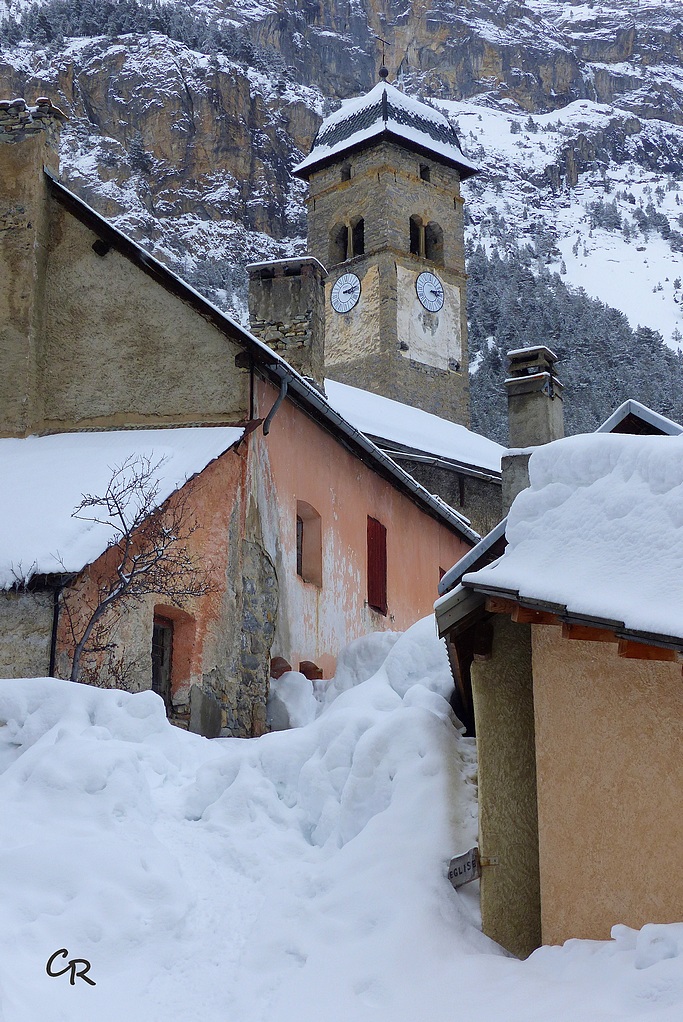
[367, 515, 388, 615]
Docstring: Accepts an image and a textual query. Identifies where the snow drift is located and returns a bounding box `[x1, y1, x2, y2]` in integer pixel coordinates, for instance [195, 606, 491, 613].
[1, 618, 683, 1021]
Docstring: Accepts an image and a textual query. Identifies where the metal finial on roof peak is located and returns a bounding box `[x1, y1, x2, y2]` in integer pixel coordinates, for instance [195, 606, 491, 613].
[379, 65, 389, 80]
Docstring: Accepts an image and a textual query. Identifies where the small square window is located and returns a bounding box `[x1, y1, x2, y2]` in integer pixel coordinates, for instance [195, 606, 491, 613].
[419, 163, 431, 182]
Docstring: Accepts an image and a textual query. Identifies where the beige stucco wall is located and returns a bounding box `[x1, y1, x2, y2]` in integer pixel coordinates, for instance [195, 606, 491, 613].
[471, 615, 541, 959]
[0, 589, 53, 677]
[254, 378, 470, 678]
[0, 127, 250, 437]
[532, 624, 683, 944]
[38, 205, 249, 432]
[396, 265, 461, 370]
[324, 263, 381, 367]
[0, 130, 55, 436]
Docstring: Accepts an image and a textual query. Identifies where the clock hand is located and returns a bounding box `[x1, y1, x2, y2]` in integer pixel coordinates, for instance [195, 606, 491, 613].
[343, 285, 359, 294]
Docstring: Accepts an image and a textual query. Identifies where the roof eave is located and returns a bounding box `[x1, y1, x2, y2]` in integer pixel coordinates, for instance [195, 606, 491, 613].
[293, 127, 480, 181]
[457, 580, 683, 650]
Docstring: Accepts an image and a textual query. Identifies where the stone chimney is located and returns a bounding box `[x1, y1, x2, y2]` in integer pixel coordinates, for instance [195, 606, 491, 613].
[502, 345, 564, 511]
[0, 97, 66, 437]
[247, 257, 327, 389]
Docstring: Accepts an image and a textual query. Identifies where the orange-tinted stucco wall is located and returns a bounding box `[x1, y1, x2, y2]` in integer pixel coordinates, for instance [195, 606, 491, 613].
[532, 624, 683, 944]
[253, 379, 471, 677]
[56, 444, 252, 726]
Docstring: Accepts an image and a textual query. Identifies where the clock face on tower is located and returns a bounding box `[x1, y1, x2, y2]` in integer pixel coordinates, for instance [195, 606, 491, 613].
[415, 271, 444, 313]
[330, 272, 361, 313]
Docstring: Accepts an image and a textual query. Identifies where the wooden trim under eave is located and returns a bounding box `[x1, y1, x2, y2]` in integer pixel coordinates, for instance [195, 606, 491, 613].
[482, 594, 683, 674]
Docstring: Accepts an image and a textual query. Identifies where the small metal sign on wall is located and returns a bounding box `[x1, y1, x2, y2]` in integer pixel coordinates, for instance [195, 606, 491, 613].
[448, 847, 481, 889]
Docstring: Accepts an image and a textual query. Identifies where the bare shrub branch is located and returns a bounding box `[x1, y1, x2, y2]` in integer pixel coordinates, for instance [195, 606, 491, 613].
[62, 455, 214, 684]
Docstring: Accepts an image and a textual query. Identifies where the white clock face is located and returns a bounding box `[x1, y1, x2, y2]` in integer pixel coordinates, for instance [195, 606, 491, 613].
[416, 271, 444, 313]
[331, 272, 361, 314]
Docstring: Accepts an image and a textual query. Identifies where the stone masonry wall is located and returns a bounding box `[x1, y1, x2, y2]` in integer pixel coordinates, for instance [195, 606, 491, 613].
[235, 538, 278, 738]
[305, 141, 470, 425]
[0, 99, 64, 436]
[396, 459, 502, 538]
[0, 589, 53, 677]
[248, 258, 327, 387]
[306, 142, 465, 274]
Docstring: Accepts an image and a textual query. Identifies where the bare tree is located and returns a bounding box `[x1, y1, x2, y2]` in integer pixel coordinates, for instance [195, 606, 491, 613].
[61, 454, 214, 684]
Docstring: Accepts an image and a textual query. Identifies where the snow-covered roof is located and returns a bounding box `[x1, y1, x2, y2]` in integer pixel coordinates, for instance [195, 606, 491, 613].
[294, 82, 480, 179]
[462, 432, 683, 641]
[596, 399, 683, 436]
[0, 427, 244, 588]
[324, 379, 503, 476]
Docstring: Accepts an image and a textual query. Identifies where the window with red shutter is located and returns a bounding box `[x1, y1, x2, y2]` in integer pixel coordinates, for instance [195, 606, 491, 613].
[367, 516, 387, 615]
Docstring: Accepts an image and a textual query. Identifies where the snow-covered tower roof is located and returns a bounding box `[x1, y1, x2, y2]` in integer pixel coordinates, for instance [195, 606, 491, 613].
[293, 82, 480, 180]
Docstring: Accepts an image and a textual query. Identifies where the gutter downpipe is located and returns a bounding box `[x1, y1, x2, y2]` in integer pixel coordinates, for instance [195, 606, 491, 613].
[262, 376, 288, 436]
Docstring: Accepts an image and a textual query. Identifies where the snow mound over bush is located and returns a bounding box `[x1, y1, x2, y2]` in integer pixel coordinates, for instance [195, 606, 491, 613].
[1, 621, 683, 1021]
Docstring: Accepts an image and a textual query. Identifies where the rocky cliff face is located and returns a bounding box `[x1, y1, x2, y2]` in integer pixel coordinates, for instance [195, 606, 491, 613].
[0, 0, 681, 330]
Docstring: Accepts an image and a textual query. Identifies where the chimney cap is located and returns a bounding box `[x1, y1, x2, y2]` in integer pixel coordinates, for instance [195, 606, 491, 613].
[507, 345, 560, 379]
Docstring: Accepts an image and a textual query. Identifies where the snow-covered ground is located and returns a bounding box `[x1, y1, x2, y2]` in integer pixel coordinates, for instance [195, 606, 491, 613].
[2, 618, 683, 1021]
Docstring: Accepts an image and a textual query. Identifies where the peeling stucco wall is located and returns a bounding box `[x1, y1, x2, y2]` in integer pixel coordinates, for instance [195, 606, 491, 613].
[254, 378, 470, 678]
[53, 443, 273, 738]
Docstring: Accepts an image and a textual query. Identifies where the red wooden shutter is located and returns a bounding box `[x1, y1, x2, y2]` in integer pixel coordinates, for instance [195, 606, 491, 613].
[367, 516, 387, 615]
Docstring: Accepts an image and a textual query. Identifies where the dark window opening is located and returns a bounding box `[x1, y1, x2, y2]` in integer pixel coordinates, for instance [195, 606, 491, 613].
[330, 219, 364, 264]
[330, 222, 348, 264]
[152, 616, 173, 714]
[296, 515, 304, 577]
[410, 214, 423, 257]
[296, 501, 322, 587]
[341, 164, 351, 181]
[419, 163, 431, 181]
[92, 239, 111, 257]
[367, 516, 388, 615]
[270, 656, 292, 679]
[351, 217, 365, 257]
[425, 221, 444, 264]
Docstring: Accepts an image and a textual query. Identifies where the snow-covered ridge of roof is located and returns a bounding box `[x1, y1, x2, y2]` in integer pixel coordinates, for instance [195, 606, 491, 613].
[0, 427, 244, 588]
[596, 399, 683, 436]
[324, 379, 503, 476]
[463, 431, 683, 640]
[294, 82, 480, 179]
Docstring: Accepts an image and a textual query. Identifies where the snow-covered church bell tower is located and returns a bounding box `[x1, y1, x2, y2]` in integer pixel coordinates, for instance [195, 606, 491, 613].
[292, 71, 479, 426]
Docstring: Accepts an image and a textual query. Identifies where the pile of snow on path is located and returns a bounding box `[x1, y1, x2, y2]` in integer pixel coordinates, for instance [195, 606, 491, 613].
[2, 617, 683, 1021]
